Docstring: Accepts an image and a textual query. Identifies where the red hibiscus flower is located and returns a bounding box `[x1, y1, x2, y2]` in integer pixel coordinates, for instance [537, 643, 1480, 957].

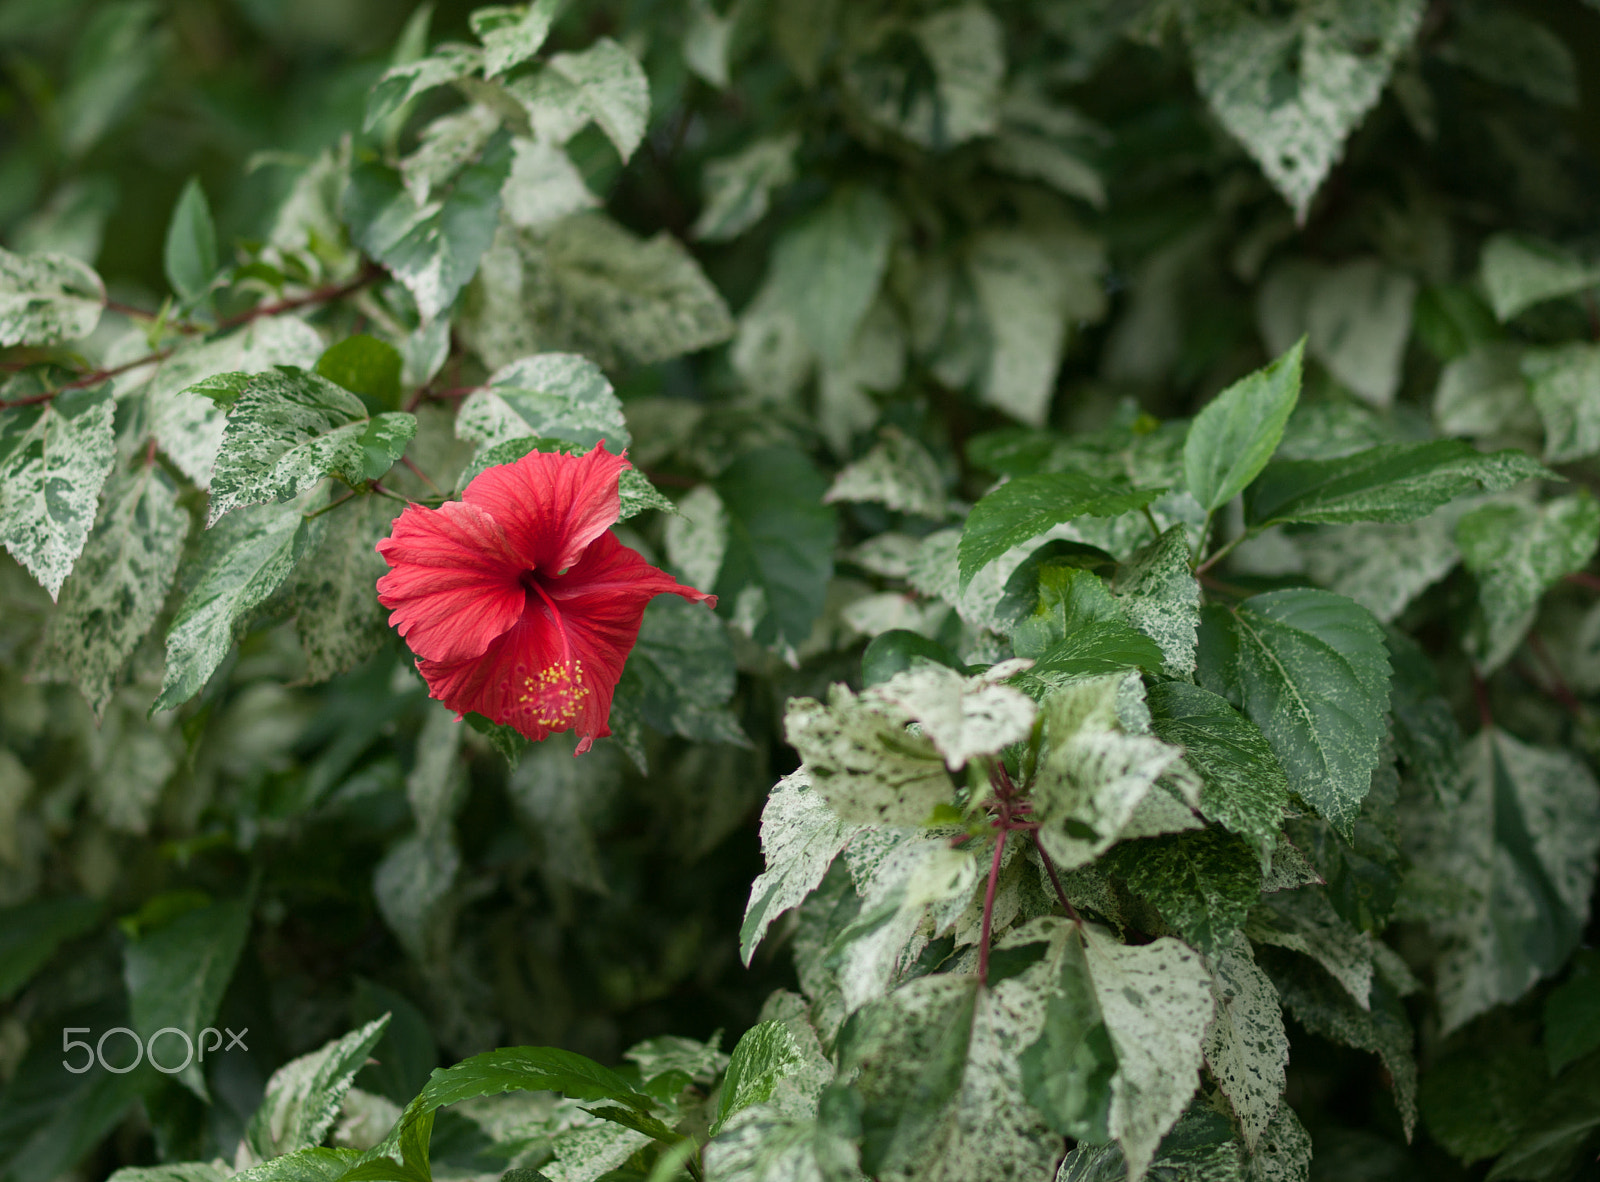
[375, 443, 714, 752]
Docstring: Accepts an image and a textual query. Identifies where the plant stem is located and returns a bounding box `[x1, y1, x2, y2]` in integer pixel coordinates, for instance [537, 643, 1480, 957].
[1031, 831, 1080, 924]
[400, 454, 442, 495]
[304, 489, 361, 520]
[1565, 571, 1600, 593]
[1471, 666, 1494, 730]
[1196, 527, 1249, 575]
[977, 826, 1008, 985]
[1141, 504, 1162, 540]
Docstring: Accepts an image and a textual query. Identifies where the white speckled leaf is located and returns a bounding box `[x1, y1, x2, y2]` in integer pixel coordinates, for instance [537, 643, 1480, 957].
[1297, 512, 1463, 623]
[457, 352, 629, 456]
[913, 5, 1006, 144]
[740, 771, 862, 965]
[1479, 233, 1600, 323]
[694, 133, 800, 242]
[138, 316, 327, 488]
[154, 498, 324, 713]
[665, 483, 728, 592]
[472, 0, 559, 77]
[1082, 924, 1215, 1182]
[244, 1017, 391, 1162]
[1182, 0, 1425, 221]
[1456, 493, 1600, 672]
[291, 493, 401, 683]
[38, 465, 189, 715]
[824, 428, 948, 520]
[1245, 1102, 1313, 1182]
[209, 369, 416, 524]
[1204, 936, 1288, 1150]
[546, 38, 650, 162]
[785, 688, 952, 825]
[364, 43, 484, 131]
[1034, 675, 1189, 871]
[1523, 342, 1600, 463]
[866, 663, 1036, 771]
[1115, 526, 1200, 677]
[0, 387, 115, 599]
[0, 247, 104, 345]
[1412, 728, 1600, 1034]
[1247, 888, 1373, 1008]
[501, 136, 599, 229]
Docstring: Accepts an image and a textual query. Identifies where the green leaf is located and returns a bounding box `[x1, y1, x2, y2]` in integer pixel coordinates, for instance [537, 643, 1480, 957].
[456, 352, 629, 455]
[345, 131, 513, 321]
[364, 43, 484, 132]
[108, 1166, 229, 1182]
[616, 593, 746, 746]
[1108, 827, 1262, 956]
[823, 428, 948, 520]
[154, 499, 324, 713]
[1479, 233, 1600, 323]
[0, 896, 101, 1003]
[1147, 682, 1290, 865]
[740, 772, 859, 965]
[958, 472, 1161, 590]
[703, 1089, 863, 1182]
[1420, 1043, 1547, 1166]
[163, 177, 218, 304]
[1018, 925, 1118, 1142]
[968, 220, 1105, 426]
[1059, 1105, 1249, 1182]
[860, 630, 964, 689]
[1457, 493, 1600, 672]
[1202, 937, 1288, 1151]
[234, 1149, 363, 1182]
[316, 335, 405, 413]
[768, 187, 895, 365]
[1296, 513, 1465, 624]
[123, 896, 251, 1100]
[1011, 565, 1166, 679]
[472, 0, 560, 76]
[37, 465, 189, 715]
[1484, 1053, 1600, 1182]
[1544, 950, 1600, 1075]
[1198, 590, 1391, 840]
[1523, 342, 1600, 463]
[1182, 339, 1303, 514]
[0, 246, 105, 345]
[209, 368, 416, 524]
[1114, 527, 1200, 678]
[545, 38, 650, 162]
[694, 133, 799, 242]
[714, 1021, 807, 1133]
[292, 493, 401, 683]
[186, 370, 254, 408]
[1182, 0, 1424, 220]
[714, 446, 837, 651]
[245, 1017, 392, 1162]
[0, 385, 116, 599]
[1244, 440, 1552, 527]
[462, 213, 734, 371]
[1414, 728, 1600, 1034]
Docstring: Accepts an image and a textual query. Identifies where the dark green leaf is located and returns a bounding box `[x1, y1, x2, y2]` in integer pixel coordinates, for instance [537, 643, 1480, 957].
[714, 446, 837, 651]
[861, 630, 965, 688]
[123, 897, 251, 1100]
[1198, 590, 1391, 839]
[1018, 927, 1117, 1141]
[959, 472, 1161, 590]
[615, 593, 746, 746]
[163, 177, 218, 304]
[1012, 564, 1165, 678]
[1146, 682, 1290, 862]
[317, 335, 405, 413]
[1421, 1043, 1547, 1165]
[1545, 950, 1600, 1075]
[0, 897, 101, 1003]
[1244, 440, 1552, 527]
[768, 187, 895, 364]
[1108, 827, 1262, 955]
[1182, 339, 1302, 513]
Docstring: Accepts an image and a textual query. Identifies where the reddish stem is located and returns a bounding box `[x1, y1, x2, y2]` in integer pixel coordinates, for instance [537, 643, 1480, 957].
[1527, 633, 1583, 718]
[977, 823, 1008, 985]
[1031, 831, 1080, 924]
[1471, 667, 1494, 730]
[1565, 571, 1600, 593]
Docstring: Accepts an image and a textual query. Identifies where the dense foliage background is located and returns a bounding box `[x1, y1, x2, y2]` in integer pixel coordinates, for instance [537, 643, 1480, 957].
[3, 0, 1600, 1179]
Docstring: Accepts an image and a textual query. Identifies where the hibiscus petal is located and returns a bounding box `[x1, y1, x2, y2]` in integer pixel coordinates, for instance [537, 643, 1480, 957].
[416, 533, 715, 751]
[375, 500, 526, 664]
[461, 442, 630, 574]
